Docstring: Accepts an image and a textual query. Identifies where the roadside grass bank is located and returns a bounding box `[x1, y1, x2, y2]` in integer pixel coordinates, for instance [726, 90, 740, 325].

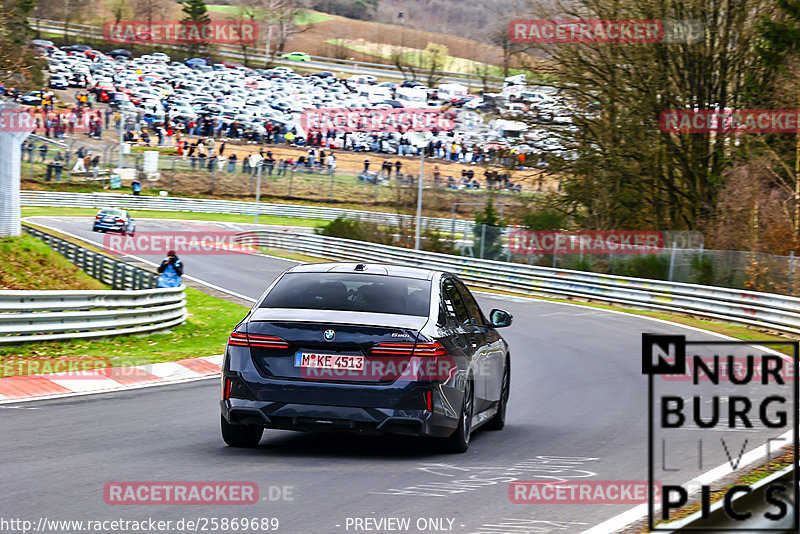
[21, 207, 325, 228]
[0, 234, 106, 291]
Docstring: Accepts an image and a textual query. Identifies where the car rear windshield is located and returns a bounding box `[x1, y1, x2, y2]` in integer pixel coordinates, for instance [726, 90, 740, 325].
[260, 273, 431, 316]
[98, 209, 124, 216]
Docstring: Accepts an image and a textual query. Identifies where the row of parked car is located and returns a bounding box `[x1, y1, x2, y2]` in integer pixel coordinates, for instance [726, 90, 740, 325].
[25, 40, 579, 159]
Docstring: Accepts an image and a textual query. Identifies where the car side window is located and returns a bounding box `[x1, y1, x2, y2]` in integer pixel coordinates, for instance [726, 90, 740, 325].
[442, 277, 470, 325]
[454, 279, 486, 326]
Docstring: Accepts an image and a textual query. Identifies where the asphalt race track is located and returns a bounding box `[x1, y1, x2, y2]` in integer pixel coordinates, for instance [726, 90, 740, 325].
[1, 216, 792, 534]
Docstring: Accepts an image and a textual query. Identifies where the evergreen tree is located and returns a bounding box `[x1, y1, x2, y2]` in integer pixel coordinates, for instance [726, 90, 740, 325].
[181, 0, 210, 57]
[182, 0, 210, 22]
[0, 0, 42, 88]
[473, 196, 506, 260]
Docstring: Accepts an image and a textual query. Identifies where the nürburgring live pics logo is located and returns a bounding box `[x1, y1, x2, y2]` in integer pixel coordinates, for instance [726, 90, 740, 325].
[642, 334, 799, 530]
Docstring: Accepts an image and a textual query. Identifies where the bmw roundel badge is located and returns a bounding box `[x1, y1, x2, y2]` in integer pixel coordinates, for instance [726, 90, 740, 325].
[324, 329, 335, 341]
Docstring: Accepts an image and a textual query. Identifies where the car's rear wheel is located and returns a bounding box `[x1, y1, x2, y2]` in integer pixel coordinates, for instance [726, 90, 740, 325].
[221, 414, 263, 448]
[485, 357, 510, 431]
[441, 378, 473, 453]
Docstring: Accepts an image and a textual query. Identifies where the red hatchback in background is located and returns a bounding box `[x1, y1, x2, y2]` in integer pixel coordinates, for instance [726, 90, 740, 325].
[96, 85, 116, 102]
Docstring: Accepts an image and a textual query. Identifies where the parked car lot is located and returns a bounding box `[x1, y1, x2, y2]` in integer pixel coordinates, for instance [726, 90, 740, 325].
[24, 41, 580, 165]
[48, 75, 68, 90]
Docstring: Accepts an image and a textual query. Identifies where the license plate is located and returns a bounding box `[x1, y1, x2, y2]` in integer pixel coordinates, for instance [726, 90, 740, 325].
[294, 352, 364, 371]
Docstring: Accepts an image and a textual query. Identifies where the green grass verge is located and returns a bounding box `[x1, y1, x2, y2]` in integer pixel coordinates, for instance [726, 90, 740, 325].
[21, 206, 325, 228]
[0, 234, 107, 291]
[258, 247, 329, 263]
[0, 287, 248, 377]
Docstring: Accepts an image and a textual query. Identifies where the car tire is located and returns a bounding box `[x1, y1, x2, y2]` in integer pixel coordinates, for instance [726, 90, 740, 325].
[441, 378, 473, 453]
[221, 414, 263, 448]
[485, 357, 510, 431]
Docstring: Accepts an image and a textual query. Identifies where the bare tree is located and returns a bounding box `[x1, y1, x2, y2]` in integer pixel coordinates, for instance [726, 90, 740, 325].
[254, 0, 312, 66]
[420, 42, 448, 88]
[133, 0, 157, 36]
[62, 0, 71, 40]
[107, 0, 133, 24]
[488, 22, 519, 78]
[326, 37, 349, 60]
[391, 45, 419, 81]
[227, 3, 260, 67]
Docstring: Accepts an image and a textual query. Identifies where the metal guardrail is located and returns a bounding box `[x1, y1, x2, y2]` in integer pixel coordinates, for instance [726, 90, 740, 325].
[20, 190, 474, 235]
[21, 190, 800, 336]
[0, 225, 187, 344]
[23, 224, 158, 290]
[0, 286, 186, 343]
[235, 229, 800, 337]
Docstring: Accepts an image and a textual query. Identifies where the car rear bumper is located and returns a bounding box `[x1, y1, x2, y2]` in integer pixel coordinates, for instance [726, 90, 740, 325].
[221, 398, 458, 437]
[93, 223, 125, 231]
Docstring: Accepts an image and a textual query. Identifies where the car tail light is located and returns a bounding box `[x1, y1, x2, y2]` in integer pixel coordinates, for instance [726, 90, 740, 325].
[227, 331, 289, 349]
[228, 331, 249, 346]
[222, 377, 232, 400]
[370, 342, 448, 357]
[370, 343, 414, 356]
[425, 390, 432, 411]
[95, 214, 101, 219]
[248, 334, 289, 348]
[412, 342, 449, 356]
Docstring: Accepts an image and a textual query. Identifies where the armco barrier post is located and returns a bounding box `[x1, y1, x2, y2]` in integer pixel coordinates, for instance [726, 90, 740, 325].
[479, 224, 486, 259]
[668, 237, 678, 281]
[254, 163, 263, 224]
[210, 162, 216, 194]
[0, 103, 29, 236]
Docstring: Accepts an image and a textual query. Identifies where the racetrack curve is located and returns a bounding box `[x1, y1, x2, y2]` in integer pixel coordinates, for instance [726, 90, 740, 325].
[1, 216, 790, 534]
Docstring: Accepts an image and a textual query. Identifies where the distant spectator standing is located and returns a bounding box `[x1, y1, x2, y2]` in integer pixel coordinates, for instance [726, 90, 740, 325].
[53, 152, 64, 182]
[265, 151, 275, 176]
[326, 152, 336, 175]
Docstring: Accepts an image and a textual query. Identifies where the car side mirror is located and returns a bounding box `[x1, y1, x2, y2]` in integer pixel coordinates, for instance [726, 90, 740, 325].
[489, 309, 512, 328]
